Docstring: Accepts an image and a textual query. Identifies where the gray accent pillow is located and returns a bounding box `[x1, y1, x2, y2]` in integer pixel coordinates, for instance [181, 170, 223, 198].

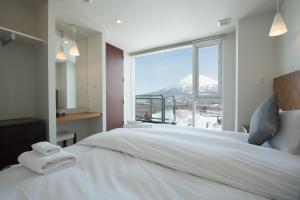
[248, 93, 280, 145]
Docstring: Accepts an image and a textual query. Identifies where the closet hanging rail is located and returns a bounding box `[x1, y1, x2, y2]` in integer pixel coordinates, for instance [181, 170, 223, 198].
[0, 26, 45, 47]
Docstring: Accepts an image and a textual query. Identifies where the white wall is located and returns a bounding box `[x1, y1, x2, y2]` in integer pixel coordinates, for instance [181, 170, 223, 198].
[222, 32, 236, 131]
[235, 12, 277, 131]
[276, 0, 300, 76]
[87, 31, 106, 132]
[0, 0, 37, 37]
[76, 39, 89, 108]
[88, 34, 102, 114]
[0, 43, 36, 120]
[36, 0, 57, 143]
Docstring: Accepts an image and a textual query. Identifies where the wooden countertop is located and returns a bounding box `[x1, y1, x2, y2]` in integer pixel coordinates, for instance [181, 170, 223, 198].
[56, 112, 101, 124]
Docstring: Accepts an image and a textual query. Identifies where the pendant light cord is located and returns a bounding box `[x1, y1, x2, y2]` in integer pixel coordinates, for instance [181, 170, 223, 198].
[73, 30, 76, 43]
[277, 0, 279, 13]
[72, 25, 77, 44]
[59, 31, 64, 47]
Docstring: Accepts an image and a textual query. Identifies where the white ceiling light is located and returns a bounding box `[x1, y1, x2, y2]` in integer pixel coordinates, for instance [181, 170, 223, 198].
[269, 0, 288, 37]
[64, 40, 69, 44]
[56, 31, 66, 61]
[115, 19, 122, 24]
[69, 24, 80, 56]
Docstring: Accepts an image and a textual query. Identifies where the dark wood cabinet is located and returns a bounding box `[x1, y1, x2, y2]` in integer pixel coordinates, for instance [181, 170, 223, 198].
[0, 118, 46, 169]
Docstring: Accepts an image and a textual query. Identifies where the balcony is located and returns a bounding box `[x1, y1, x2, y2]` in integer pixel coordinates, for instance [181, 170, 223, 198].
[135, 95, 222, 129]
[135, 95, 176, 124]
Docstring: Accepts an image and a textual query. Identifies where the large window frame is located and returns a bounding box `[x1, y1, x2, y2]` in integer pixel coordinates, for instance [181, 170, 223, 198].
[131, 36, 224, 128]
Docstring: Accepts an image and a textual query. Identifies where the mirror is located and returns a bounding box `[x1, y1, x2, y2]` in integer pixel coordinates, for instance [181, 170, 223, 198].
[55, 29, 89, 110]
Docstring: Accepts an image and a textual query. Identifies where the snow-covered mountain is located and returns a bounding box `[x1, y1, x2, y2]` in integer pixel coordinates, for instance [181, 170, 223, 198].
[147, 74, 218, 97]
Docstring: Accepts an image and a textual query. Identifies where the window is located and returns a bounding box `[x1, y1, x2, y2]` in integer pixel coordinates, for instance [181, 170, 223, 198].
[135, 47, 193, 125]
[134, 39, 223, 130]
[195, 41, 222, 129]
[197, 44, 221, 97]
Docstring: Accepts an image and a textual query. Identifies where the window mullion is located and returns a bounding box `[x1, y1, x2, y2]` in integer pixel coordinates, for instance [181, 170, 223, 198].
[192, 46, 198, 127]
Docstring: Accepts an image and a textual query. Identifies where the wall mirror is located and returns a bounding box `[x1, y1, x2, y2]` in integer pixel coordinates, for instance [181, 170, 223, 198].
[55, 24, 89, 110]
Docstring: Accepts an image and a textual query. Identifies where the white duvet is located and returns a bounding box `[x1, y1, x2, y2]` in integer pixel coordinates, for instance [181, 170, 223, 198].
[1, 125, 300, 200]
[79, 126, 300, 200]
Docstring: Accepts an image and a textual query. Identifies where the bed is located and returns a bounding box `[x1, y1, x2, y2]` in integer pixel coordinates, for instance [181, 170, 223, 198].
[0, 71, 300, 200]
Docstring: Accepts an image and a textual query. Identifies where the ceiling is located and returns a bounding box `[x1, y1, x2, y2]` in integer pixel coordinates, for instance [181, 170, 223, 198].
[55, 0, 277, 53]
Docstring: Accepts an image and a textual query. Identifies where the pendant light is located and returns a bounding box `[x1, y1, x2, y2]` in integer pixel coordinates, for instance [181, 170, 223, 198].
[56, 31, 66, 60]
[69, 24, 80, 56]
[269, 0, 288, 37]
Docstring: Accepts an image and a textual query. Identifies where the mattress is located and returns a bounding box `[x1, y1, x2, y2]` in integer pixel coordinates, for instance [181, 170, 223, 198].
[0, 125, 299, 200]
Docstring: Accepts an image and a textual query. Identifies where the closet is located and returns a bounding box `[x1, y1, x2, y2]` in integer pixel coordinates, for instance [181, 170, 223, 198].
[0, 0, 56, 166]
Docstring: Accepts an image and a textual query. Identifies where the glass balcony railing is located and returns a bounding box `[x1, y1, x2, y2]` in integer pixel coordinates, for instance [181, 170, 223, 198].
[135, 95, 176, 124]
[135, 94, 222, 130]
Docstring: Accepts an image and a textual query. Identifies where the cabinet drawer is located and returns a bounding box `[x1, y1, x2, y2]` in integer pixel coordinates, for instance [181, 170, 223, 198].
[0, 122, 45, 147]
[0, 138, 44, 168]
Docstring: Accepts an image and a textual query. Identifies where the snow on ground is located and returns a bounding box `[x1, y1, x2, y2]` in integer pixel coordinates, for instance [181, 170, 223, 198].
[153, 109, 222, 130]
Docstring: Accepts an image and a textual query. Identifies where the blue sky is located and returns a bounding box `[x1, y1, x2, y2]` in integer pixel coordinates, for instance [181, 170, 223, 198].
[135, 45, 218, 95]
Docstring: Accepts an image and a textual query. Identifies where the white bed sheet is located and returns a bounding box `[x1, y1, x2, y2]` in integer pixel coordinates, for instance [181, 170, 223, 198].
[0, 144, 269, 200]
[1, 125, 296, 200]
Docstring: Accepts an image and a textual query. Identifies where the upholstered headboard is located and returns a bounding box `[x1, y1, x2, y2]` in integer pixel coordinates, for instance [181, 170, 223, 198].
[273, 70, 300, 111]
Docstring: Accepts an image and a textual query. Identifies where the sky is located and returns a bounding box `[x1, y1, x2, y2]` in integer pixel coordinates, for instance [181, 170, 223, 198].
[135, 45, 219, 95]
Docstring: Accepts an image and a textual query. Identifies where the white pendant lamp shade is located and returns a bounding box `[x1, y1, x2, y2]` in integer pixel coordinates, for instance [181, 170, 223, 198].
[56, 46, 66, 60]
[269, 0, 288, 37]
[69, 24, 80, 56]
[269, 13, 288, 37]
[69, 42, 80, 56]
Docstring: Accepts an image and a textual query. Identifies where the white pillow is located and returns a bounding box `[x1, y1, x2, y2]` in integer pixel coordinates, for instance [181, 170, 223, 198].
[270, 110, 300, 155]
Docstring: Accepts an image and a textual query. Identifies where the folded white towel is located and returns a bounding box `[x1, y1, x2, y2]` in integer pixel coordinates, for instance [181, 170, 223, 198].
[123, 123, 152, 128]
[32, 142, 61, 156]
[18, 150, 76, 175]
[127, 121, 143, 124]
